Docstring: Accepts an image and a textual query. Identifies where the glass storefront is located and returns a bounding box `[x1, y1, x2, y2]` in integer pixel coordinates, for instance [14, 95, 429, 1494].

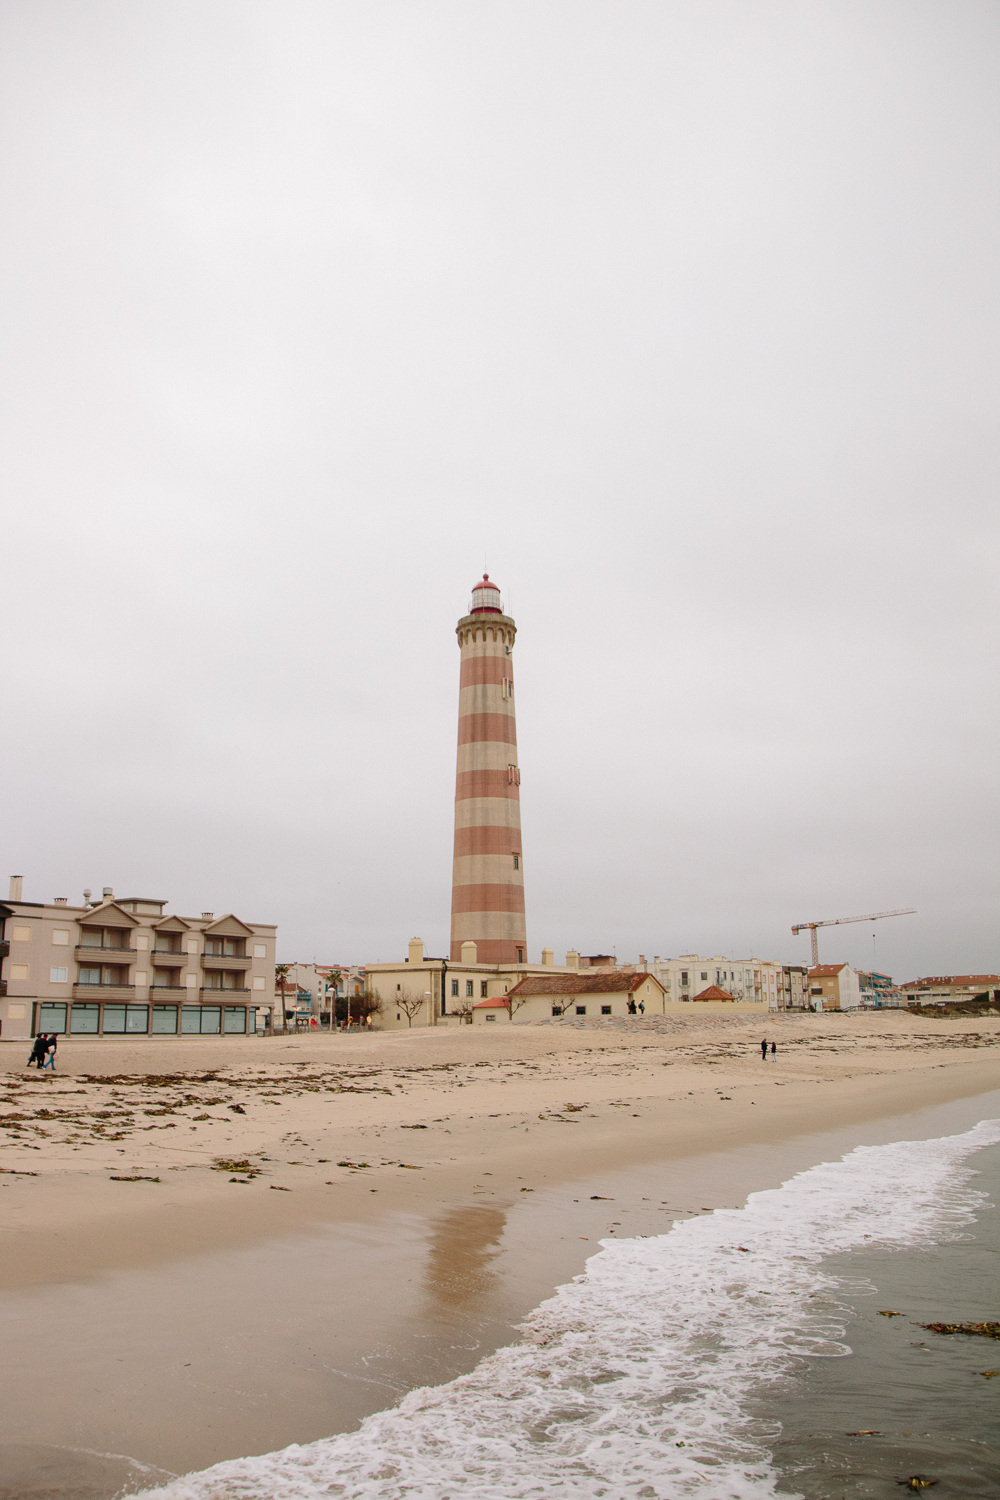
[224, 1006, 247, 1033]
[39, 1003, 67, 1033]
[151, 1005, 178, 1034]
[70, 1003, 100, 1034]
[102, 1005, 149, 1034]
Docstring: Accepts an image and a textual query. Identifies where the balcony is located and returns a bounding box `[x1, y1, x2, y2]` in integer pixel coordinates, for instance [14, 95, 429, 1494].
[0, 980, 6, 998]
[75, 944, 136, 960]
[72, 983, 136, 1000]
[149, 950, 186, 967]
[0, 939, 9, 959]
[199, 987, 251, 996]
[150, 985, 186, 994]
[201, 952, 251, 971]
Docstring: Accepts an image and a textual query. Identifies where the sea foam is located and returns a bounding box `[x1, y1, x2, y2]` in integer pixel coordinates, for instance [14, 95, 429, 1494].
[140, 1119, 1000, 1500]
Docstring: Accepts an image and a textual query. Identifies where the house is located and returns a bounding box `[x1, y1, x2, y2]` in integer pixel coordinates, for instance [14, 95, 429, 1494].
[473, 970, 668, 1022]
[899, 974, 1000, 1006]
[807, 963, 861, 1011]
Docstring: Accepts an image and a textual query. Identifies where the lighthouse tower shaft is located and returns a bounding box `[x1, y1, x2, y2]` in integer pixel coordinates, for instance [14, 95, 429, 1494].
[451, 576, 526, 964]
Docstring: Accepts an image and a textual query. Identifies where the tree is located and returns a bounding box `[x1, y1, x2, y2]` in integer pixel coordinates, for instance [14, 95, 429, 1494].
[274, 963, 291, 1035]
[395, 990, 427, 1028]
[354, 988, 384, 1027]
[505, 987, 529, 1020]
[452, 998, 475, 1024]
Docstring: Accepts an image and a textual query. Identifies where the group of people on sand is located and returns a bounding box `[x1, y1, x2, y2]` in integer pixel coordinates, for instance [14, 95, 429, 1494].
[761, 1038, 777, 1060]
[27, 1033, 58, 1070]
[626, 997, 645, 1015]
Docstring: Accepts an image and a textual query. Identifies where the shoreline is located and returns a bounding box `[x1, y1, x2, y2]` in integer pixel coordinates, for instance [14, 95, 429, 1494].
[1, 1013, 998, 1492]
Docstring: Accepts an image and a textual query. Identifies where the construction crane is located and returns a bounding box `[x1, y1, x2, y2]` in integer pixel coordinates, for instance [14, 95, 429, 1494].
[791, 908, 916, 966]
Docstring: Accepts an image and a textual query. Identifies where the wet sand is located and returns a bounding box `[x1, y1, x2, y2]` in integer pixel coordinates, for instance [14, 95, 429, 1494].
[0, 1012, 997, 1495]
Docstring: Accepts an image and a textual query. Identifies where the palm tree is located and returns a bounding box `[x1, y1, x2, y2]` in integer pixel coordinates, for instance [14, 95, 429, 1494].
[274, 963, 291, 1035]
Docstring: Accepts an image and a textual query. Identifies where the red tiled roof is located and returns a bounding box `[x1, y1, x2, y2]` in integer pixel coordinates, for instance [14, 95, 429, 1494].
[472, 995, 509, 1008]
[692, 985, 735, 1001]
[808, 964, 847, 976]
[901, 975, 999, 989]
[506, 972, 666, 998]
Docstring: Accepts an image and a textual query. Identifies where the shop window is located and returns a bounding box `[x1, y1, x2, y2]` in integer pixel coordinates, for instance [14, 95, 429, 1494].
[102, 1005, 126, 1033]
[152, 1006, 178, 1034]
[224, 1007, 247, 1034]
[181, 1007, 202, 1033]
[70, 1003, 100, 1034]
[38, 1002, 67, 1033]
[200, 1007, 222, 1034]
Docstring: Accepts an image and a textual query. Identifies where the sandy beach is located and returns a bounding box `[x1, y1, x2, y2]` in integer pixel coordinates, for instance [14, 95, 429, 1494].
[1, 1010, 998, 1497]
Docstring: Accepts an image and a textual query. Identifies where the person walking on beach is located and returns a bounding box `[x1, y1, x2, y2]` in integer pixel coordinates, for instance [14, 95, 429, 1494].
[638, 998, 645, 1015]
[760, 1037, 768, 1060]
[27, 1034, 46, 1069]
[41, 1034, 58, 1070]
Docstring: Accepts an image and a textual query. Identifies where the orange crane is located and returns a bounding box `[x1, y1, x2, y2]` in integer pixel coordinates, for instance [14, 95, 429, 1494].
[791, 908, 916, 966]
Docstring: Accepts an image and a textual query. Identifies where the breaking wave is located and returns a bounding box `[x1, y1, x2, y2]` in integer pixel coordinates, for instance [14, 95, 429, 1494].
[140, 1118, 1000, 1500]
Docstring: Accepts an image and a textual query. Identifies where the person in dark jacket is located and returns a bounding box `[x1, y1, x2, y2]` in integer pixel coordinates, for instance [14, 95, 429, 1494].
[41, 1033, 58, 1070]
[760, 1037, 768, 1060]
[27, 1035, 47, 1069]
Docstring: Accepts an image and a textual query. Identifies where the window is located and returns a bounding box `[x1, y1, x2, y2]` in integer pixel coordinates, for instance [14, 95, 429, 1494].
[517, 947, 524, 963]
[200, 1007, 222, 1034]
[39, 1002, 67, 1032]
[601, 1005, 612, 1015]
[700, 972, 708, 981]
[575, 1005, 587, 1016]
[513, 855, 519, 870]
[253, 943, 267, 958]
[680, 971, 688, 985]
[480, 981, 488, 998]
[253, 976, 266, 990]
[152, 1005, 178, 1034]
[49, 967, 68, 983]
[185, 974, 198, 989]
[136, 935, 148, 950]
[466, 980, 474, 997]
[11, 926, 31, 942]
[551, 1006, 563, 1017]
[70, 1003, 99, 1034]
[451, 979, 459, 997]
[78, 967, 101, 985]
[485, 1014, 496, 1022]
[224, 1007, 247, 1034]
[186, 939, 199, 954]
[10, 963, 28, 981]
[51, 929, 69, 946]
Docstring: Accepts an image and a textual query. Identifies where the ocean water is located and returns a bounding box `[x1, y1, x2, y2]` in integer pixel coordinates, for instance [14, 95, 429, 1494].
[138, 1115, 1000, 1500]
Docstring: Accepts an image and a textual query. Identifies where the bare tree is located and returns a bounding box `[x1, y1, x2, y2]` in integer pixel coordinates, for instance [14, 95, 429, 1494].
[395, 990, 427, 1028]
[452, 998, 475, 1024]
[505, 988, 529, 1020]
[354, 988, 384, 1027]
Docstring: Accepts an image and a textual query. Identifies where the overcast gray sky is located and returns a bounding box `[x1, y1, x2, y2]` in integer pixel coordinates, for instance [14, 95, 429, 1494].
[2, 1, 997, 981]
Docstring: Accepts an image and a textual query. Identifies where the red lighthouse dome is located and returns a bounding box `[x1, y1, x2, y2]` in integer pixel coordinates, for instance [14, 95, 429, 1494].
[469, 573, 503, 615]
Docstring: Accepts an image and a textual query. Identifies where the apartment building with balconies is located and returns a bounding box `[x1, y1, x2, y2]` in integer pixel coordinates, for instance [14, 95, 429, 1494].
[0, 877, 276, 1041]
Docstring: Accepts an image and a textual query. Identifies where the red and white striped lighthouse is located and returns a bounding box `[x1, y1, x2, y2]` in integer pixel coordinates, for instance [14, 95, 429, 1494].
[450, 575, 526, 965]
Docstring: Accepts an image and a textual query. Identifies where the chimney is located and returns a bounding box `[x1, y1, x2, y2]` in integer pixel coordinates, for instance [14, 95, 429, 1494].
[541, 947, 554, 966]
[8, 876, 23, 901]
[566, 949, 580, 970]
[639, 955, 646, 969]
[103, 887, 113, 903]
[461, 940, 478, 965]
[201, 912, 214, 919]
[408, 938, 424, 966]
[54, 898, 68, 906]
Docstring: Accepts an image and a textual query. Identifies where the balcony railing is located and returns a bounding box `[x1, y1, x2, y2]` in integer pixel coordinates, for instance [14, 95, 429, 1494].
[149, 950, 186, 966]
[201, 953, 251, 970]
[75, 945, 136, 959]
[72, 983, 136, 1000]
[0, 979, 6, 997]
[150, 985, 186, 994]
[199, 987, 251, 996]
[0, 939, 9, 959]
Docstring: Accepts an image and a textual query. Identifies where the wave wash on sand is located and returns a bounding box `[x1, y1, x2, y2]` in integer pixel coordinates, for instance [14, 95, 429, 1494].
[141, 1119, 1000, 1500]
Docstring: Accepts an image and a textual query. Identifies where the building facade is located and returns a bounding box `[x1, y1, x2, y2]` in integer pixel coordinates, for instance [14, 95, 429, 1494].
[899, 974, 1000, 1006]
[0, 878, 276, 1041]
[451, 575, 527, 965]
[639, 955, 783, 1011]
[473, 970, 668, 1023]
[807, 963, 862, 1011]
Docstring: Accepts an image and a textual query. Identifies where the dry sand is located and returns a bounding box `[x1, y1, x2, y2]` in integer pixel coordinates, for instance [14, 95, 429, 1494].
[1, 1010, 998, 1494]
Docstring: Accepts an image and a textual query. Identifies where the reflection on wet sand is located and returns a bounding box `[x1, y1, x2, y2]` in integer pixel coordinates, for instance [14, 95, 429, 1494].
[423, 1205, 508, 1311]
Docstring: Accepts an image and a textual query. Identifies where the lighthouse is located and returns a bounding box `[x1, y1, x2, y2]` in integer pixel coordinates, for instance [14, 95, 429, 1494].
[450, 575, 526, 965]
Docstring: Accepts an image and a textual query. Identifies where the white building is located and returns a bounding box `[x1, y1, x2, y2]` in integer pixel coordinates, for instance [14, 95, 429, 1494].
[639, 955, 784, 1011]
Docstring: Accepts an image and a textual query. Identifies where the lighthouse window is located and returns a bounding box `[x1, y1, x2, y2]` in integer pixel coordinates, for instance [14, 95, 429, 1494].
[516, 947, 524, 963]
[480, 981, 488, 997]
[466, 980, 474, 998]
[513, 855, 519, 869]
[451, 979, 459, 997]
